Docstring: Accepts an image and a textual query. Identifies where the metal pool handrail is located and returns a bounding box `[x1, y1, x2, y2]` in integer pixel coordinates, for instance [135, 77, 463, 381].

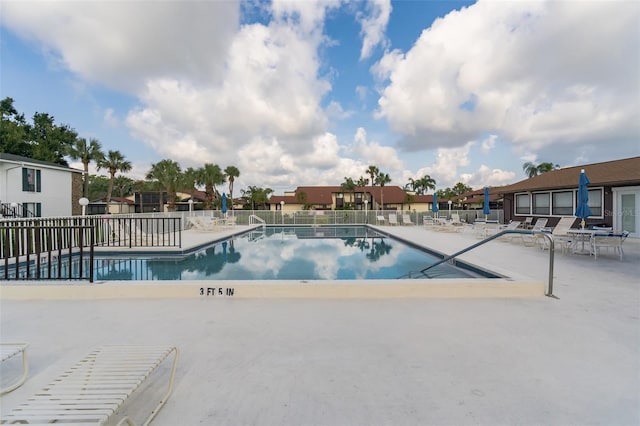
[415, 229, 557, 298]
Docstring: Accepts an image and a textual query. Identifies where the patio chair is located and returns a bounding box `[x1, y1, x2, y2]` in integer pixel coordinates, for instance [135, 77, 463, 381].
[540, 217, 577, 252]
[521, 218, 549, 246]
[402, 213, 414, 225]
[0, 345, 178, 426]
[1, 343, 29, 395]
[388, 213, 399, 225]
[591, 231, 629, 260]
[376, 215, 386, 225]
[422, 215, 434, 227]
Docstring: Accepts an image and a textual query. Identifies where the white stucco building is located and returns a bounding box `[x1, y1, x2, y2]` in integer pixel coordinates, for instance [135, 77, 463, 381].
[0, 153, 83, 217]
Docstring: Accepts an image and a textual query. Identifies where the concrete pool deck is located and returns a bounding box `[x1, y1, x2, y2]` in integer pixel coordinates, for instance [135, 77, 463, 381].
[1, 225, 639, 425]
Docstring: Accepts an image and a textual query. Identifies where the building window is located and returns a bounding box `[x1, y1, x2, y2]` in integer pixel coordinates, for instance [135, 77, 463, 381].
[23, 202, 41, 217]
[532, 193, 550, 215]
[515, 193, 530, 215]
[586, 188, 603, 216]
[22, 168, 41, 192]
[552, 191, 573, 215]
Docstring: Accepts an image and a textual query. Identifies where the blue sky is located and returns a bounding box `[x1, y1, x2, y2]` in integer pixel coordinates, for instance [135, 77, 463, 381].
[1, 0, 638, 194]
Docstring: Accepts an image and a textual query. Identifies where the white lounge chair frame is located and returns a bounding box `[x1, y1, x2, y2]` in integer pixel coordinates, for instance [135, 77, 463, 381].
[388, 213, 399, 225]
[0, 345, 178, 426]
[402, 214, 414, 225]
[0, 343, 29, 395]
[591, 231, 629, 260]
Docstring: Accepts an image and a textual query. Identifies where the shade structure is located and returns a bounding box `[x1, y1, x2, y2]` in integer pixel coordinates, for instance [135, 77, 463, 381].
[575, 169, 591, 228]
[483, 187, 490, 217]
[432, 192, 439, 213]
[221, 193, 227, 214]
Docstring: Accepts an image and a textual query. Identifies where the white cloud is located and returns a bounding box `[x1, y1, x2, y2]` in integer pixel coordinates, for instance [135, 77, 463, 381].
[357, 0, 392, 60]
[480, 134, 496, 154]
[326, 101, 353, 120]
[414, 142, 474, 189]
[462, 165, 516, 189]
[355, 85, 368, 101]
[351, 127, 404, 176]
[374, 0, 640, 164]
[103, 108, 119, 127]
[1, 1, 239, 92]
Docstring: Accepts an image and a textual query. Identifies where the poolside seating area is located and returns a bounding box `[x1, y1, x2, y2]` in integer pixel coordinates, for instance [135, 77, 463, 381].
[0, 345, 178, 426]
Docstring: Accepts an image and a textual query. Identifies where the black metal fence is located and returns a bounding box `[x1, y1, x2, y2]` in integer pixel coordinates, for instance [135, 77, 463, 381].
[1, 224, 94, 282]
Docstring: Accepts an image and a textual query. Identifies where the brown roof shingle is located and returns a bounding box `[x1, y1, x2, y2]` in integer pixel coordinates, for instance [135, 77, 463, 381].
[498, 157, 640, 193]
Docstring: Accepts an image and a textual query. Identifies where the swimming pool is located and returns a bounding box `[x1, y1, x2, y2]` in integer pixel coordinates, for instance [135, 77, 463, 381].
[91, 226, 494, 281]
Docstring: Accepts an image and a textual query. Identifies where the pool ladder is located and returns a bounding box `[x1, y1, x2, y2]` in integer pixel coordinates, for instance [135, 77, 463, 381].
[407, 230, 557, 298]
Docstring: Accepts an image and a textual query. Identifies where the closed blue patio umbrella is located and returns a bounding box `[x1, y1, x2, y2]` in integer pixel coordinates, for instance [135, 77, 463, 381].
[432, 192, 439, 214]
[483, 187, 490, 219]
[221, 193, 227, 215]
[575, 169, 591, 229]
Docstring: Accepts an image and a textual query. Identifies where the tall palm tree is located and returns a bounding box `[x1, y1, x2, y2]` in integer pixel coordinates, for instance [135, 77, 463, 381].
[366, 165, 379, 187]
[68, 137, 104, 197]
[340, 177, 357, 208]
[97, 150, 131, 207]
[146, 159, 182, 212]
[375, 172, 391, 210]
[180, 167, 199, 200]
[224, 165, 240, 211]
[198, 163, 225, 210]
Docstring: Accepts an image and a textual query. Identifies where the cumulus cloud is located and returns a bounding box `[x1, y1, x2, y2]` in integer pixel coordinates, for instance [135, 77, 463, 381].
[357, 0, 392, 60]
[374, 0, 640, 165]
[1, 1, 239, 92]
[351, 127, 404, 175]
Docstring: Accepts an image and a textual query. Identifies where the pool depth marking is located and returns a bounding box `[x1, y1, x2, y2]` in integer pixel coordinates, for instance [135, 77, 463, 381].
[200, 287, 235, 297]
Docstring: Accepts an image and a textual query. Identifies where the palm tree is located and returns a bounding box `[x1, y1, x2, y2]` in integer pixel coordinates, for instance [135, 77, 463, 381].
[224, 165, 240, 211]
[198, 163, 225, 210]
[366, 165, 379, 188]
[340, 177, 357, 209]
[416, 175, 436, 194]
[146, 159, 182, 212]
[242, 186, 273, 210]
[97, 150, 131, 207]
[522, 161, 560, 177]
[68, 137, 104, 197]
[375, 172, 391, 210]
[356, 176, 368, 187]
[180, 167, 199, 200]
[537, 162, 560, 174]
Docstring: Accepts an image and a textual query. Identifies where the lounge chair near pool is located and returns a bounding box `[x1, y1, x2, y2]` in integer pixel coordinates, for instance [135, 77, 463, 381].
[402, 213, 414, 225]
[1, 343, 29, 395]
[388, 213, 399, 225]
[540, 217, 577, 252]
[521, 218, 548, 246]
[189, 216, 221, 232]
[376, 215, 386, 225]
[0, 345, 178, 426]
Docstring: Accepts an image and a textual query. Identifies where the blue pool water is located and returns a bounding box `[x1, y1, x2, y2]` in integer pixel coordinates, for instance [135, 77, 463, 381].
[90, 226, 491, 281]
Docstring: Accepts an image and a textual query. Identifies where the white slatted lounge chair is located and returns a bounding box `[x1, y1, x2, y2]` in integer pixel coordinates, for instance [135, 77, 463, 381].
[376, 215, 386, 225]
[388, 213, 399, 225]
[1, 343, 29, 395]
[422, 215, 434, 227]
[402, 213, 414, 225]
[0, 345, 178, 426]
[540, 217, 577, 252]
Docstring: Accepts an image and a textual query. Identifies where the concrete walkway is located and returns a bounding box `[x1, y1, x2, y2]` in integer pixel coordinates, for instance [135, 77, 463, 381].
[1, 225, 639, 425]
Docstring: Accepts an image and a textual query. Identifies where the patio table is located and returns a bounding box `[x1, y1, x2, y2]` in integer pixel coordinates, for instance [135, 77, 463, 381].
[567, 229, 595, 255]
